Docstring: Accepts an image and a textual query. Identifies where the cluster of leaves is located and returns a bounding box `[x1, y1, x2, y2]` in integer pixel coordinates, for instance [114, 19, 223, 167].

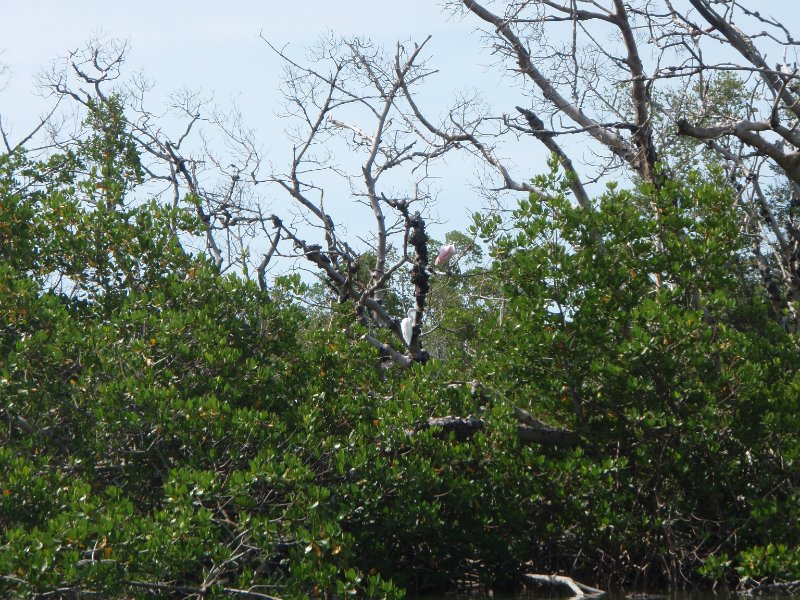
[0, 98, 568, 598]
[2, 97, 800, 599]
[472, 161, 800, 587]
[0, 102, 405, 598]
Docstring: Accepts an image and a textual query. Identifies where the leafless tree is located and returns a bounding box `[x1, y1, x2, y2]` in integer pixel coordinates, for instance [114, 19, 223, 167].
[23, 39, 268, 276]
[444, 0, 800, 323]
[9, 2, 800, 366]
[10, 37, 502, 366]
[262, 0, 800, 358]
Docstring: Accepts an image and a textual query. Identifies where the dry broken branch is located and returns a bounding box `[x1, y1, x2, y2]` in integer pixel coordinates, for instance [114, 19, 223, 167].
[523, 573, 606, 598]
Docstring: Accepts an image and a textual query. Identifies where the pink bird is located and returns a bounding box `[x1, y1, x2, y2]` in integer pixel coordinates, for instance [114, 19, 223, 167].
[434, 243, 455, 267]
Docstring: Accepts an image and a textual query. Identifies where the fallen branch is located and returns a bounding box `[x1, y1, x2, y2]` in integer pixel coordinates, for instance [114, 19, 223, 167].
[517, 422, 579, 447]
[410, 416, 485, 441]
[409, 414, 579, 447]
[522, 573, 606, 598]
[738, 578, 800, 595]
[125, 580, 283, 599]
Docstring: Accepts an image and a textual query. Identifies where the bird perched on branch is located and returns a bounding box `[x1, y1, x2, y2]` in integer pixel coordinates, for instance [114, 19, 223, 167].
[400, 309, 414, 346]
[435, 243, 455, 267]
[516, 106, 545, 131]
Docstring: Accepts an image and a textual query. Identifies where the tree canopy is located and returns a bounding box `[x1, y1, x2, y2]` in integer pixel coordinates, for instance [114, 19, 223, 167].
[2, 2, 800, 598]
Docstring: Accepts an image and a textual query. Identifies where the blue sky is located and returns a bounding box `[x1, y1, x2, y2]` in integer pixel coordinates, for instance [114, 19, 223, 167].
[1, 1, 483, 134]
[3, 1, 800, 250]
[2, 1, 512, 242]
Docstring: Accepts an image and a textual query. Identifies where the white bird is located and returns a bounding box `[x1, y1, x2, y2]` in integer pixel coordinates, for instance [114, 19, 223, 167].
[400, 309, 414, 346]
[434, 243, 456, 267]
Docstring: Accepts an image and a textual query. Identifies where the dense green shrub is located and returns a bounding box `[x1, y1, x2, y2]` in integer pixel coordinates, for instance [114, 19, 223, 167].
[2, 98, 800, 598]
[473, 164, 800, 586]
